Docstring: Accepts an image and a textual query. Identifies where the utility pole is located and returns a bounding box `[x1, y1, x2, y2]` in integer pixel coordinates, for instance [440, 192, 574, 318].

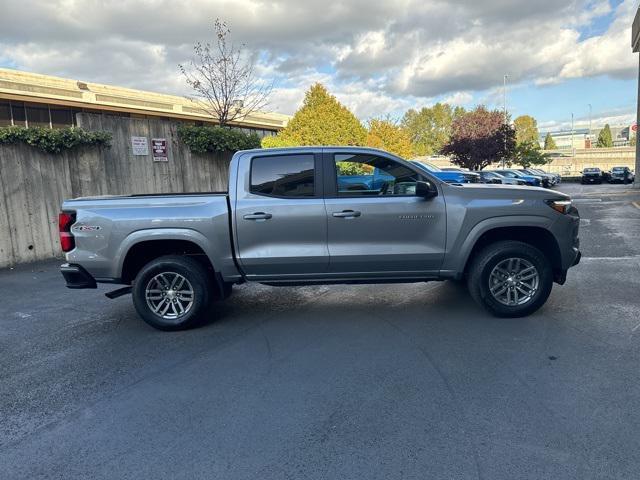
[502, 74, 509, 168]
[571, 113, 575, 159]
[588, 104, 592, 148]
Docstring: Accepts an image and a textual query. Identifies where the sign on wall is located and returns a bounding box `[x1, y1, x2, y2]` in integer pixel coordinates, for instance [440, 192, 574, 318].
[131, 136, 149, 156]
[152, 138, 168, 162]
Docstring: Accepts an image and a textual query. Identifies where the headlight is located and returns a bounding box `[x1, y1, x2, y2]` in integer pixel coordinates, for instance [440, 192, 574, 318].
[546, 199, 572, 214]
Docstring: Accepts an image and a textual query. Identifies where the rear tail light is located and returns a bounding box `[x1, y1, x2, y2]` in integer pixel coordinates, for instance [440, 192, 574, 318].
[58, 212, 76, 252]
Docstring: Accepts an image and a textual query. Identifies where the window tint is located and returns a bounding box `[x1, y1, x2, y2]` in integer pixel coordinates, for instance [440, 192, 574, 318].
[0, 102, 11, 126]
[335, 153, 421, 196]
[250, 154, 315, 197]
[25, 105, 50, 127]
[51, 107, 74, 128]
[11, 102, 26, 126]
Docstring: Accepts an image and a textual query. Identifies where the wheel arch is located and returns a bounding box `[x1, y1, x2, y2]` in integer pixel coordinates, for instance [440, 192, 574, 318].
[117, 229, 217, 284]
[462, 225, 562, 278]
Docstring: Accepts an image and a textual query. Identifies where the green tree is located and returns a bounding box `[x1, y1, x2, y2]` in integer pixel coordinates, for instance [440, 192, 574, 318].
[597, 124, 613, 148]
[514, 115, 539, 145]
[401, 103, 464, 156]
[514, 141, 550, 168]
[543, 132, 557, 150]
[366, 119, 414, 158]
[262, 83, 366, 148]
[441, 106, 516, 170]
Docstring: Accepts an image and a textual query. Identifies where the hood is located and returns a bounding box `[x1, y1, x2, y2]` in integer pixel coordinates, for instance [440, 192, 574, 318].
[449, 182, 569, 199]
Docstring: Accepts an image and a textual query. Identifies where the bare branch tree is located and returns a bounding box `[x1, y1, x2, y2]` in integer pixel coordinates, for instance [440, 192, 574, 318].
[179, 19, 273, 127]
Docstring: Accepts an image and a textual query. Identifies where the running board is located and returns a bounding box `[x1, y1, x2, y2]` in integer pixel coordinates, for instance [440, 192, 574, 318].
[105, 286, 132, 299]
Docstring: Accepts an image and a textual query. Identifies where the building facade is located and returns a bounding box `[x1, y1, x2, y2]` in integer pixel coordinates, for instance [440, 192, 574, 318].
[539, 125, 634, 151]
[0, 68, 289, 136]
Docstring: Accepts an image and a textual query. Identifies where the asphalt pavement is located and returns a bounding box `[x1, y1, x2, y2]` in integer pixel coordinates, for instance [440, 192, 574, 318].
[1, 183, 640, 479]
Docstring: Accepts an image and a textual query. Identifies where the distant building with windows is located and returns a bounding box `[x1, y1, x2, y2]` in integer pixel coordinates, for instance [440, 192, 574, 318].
[539, 125, 635, 150]
[0, 68, 289, 137]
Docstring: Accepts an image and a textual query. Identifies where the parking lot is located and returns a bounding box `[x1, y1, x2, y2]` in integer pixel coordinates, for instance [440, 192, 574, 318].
[1, 183, 639, 479]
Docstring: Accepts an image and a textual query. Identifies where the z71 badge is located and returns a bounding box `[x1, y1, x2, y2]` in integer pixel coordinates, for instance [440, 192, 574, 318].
[73, 225, 102, 232]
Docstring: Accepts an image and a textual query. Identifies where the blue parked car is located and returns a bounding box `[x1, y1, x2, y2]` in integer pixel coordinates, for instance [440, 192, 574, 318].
[492, 169, 542, 187]
[410, 161, 480, 184]
[336, 160, 479, 193]
[337, 167, 396, 193]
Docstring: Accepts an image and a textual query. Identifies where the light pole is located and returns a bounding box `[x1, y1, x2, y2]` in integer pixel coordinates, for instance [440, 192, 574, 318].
[502, 74, 509, 168]
[571, 113, 575, 158]
[588, 104, 592, 147]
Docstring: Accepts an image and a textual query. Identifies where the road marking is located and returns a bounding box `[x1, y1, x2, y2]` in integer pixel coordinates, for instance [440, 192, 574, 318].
[580, 256, 640, 261]
[574, 190, 636, 197]
[632, 201, 640, 210]
[573, 198, 601, 203]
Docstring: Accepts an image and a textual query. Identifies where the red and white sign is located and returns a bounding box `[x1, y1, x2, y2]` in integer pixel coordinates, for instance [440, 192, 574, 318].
[632, 123, 637, 132]
[151, 138, 168, 162]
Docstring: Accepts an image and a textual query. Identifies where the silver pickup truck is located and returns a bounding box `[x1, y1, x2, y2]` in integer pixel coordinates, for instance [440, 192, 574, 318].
[60, 147, 581, 330]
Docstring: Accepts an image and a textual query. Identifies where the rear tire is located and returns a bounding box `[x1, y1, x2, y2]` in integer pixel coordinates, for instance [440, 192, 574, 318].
[467, 241, 553, 318]
[132, 255, 214, 331]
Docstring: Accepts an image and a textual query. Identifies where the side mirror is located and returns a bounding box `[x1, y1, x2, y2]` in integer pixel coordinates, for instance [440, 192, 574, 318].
[415, 180, 437, 199]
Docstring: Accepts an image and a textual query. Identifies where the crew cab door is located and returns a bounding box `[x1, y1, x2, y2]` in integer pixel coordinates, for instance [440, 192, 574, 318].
[324, 151, 446, 276]
[234, 151, 328, 279]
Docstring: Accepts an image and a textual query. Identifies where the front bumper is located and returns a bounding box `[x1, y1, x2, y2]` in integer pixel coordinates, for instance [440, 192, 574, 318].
[61, 263, 97, 289]
[572, 249, 581, 266]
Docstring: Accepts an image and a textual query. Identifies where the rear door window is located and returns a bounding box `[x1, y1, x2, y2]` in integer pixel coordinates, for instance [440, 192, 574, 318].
[250, 154, 315, 197]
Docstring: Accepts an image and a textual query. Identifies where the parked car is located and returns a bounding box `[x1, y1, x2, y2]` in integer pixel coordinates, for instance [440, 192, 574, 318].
[529, 168, 561, 185]
[60, 147, 581, 330]
[492, 169, 543, 187]
[411, 161, 480, 184]
[478, 171, 526, 185]
[581, 168, 603, 184]
[608, 166, 635, 184]
[516, 169, 556, 188]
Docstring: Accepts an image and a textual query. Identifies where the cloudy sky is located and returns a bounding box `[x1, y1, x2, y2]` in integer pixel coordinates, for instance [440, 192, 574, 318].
[1, 0, 638, 132]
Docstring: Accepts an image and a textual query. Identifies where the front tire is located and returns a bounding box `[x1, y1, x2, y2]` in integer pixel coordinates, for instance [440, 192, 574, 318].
[132, 255, 214, 331]
[467, 241, 553, 318]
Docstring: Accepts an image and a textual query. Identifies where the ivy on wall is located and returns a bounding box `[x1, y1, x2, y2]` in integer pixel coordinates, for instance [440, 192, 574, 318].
[0, 126, 111, 154]
[177, 125, 261, 154]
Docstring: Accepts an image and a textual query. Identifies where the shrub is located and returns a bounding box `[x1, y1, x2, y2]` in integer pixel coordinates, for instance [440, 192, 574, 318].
[0, 126, 111, 153]
[178, 125, 261, 154]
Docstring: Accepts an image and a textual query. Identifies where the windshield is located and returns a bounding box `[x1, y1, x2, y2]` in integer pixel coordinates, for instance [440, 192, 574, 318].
[611, 167, 625, 172]
[584, 168, 600, 173]
[411, 161, 441, 172]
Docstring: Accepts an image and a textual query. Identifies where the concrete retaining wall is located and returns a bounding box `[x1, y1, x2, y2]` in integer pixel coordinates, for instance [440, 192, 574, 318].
[0, 113, 232, 268]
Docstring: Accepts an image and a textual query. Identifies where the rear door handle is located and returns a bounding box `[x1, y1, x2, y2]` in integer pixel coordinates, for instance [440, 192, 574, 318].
[332, 210, 361, 218]
[243, 212, 272, 221]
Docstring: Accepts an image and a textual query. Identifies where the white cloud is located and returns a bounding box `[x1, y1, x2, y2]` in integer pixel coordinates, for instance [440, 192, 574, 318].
[442, 91, 473, 106]
[0, 0, 635, 120]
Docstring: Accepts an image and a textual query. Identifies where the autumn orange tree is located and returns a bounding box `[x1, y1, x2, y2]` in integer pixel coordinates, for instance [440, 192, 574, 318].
[262, 84, 366, 147]
[366, 119, 413, 158]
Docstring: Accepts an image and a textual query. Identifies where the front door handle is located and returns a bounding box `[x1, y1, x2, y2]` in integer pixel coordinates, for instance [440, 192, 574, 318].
[243, 212, 272, 221]
[332, 210, 361, 218]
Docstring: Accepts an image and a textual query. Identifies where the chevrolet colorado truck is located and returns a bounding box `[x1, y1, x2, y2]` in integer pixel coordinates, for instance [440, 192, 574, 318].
[59, 147, 581, 331]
